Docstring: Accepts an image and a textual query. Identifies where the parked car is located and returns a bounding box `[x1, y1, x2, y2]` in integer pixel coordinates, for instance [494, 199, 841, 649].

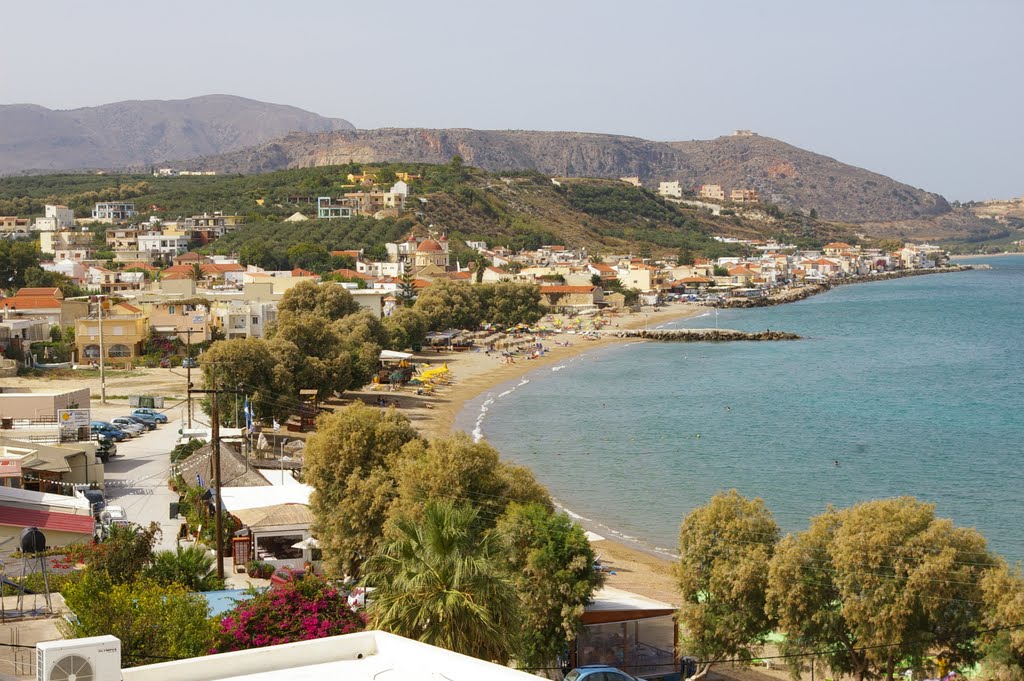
[97, 505, 131, 539]
[95, 436, 117, 463]
[159, 357, 172, 368]
[564, 667, 637, 681]
[80, 488, 105, 518]
[123, 414, 157, 430]
[132, 408, 168, 424]
[269, 567, 307, 587]
[91, 421, 128, 442]
[181, 357, 198, 368]
[110, 417, 145, 437]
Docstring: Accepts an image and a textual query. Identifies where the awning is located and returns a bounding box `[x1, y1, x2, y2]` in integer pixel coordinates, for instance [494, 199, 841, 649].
[0, 505, 94, 535]
[379, 350, 413, 361]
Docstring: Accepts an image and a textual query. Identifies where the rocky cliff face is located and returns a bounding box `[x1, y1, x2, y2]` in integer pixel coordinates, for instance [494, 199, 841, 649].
[0, 95, 354, 174]
[195, 128, 949, 223]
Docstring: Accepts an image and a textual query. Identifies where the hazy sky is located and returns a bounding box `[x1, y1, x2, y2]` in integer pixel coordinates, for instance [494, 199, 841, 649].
[2, 0, 1021, 200]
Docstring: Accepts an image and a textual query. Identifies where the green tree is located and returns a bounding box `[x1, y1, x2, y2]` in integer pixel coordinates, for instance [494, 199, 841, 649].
[767, 497, 993, 681]
[0, 240, 41, 290]
[477, 282, 544, 326]
[61, 570, 215, 666]
[397, 265, 417, 307]
[713, 265, 729, 277]
[187, 262, 205, 281]
[304, 404, 422, 577]
[83, 522, 160, 585]
[365, 500, 518, 662]
[147, 544, 225, 592]
[390, 432, 551, 528]
[278, 280, 360, 320]
[980, 562, 1024, 679]
[239, 240, 276, 269]
[201, 338, 294, 423]
[497, 503, 604, 670]
[677, 247, 694, 266]
[271, 310, 354, 398]
[383, 307, 428, 350]
[286, 242, 332, 272]
[676, 490, 779, 678]
[413, 280, 482, 331]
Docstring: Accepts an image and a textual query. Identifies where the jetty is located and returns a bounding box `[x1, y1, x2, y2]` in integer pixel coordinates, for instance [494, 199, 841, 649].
[609, 328, 800, 341]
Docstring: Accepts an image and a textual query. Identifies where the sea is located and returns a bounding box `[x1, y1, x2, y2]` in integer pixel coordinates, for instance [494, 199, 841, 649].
[455, 256, 1024, 562]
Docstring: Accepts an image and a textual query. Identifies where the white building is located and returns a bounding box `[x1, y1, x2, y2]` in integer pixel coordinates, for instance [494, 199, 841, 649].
[137, 232, 190, 260]
[33, 204, 75, 232]
[118, 630, 544, 681]
[658, 181, 682, 198]
[92, 202, 136, 223]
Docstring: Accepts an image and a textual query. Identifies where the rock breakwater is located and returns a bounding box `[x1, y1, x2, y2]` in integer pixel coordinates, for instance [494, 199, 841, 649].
[610, 328, 800, 341]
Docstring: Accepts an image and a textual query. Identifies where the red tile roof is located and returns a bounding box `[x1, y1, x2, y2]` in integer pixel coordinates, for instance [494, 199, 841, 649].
[540, 286, 596, 294]
[3, 296, 61, 310]
[330, 268, 374, 281]
[14, 288, 62, 298]
[0, 505, 95, 535]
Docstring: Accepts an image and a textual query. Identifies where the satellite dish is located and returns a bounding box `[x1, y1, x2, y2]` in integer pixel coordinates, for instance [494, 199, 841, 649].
[20, 527, 46, 554]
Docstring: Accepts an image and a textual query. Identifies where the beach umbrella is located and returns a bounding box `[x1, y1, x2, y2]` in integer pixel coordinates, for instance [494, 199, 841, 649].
[291, 537, 321, 550]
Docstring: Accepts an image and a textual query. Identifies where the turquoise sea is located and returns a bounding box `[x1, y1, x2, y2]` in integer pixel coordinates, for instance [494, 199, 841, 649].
[456, 256, 1024, 561]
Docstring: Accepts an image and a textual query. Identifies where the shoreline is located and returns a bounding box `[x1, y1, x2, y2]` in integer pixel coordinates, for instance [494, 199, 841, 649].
[345, 303, 704, 603]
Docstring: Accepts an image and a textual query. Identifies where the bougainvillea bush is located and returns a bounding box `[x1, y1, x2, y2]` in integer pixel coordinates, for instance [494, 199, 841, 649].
[213, 575, 365, 652]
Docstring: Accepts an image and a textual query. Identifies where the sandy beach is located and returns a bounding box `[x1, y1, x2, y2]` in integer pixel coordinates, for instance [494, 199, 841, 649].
[347, 301, 706, 603]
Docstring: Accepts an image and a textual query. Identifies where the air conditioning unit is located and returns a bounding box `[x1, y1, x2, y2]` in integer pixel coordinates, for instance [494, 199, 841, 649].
[37, 635, 121, 681]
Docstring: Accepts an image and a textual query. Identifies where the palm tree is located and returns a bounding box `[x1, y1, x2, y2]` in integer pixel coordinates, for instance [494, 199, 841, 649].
[147, 545, 224, 591]
[363, 501, 517, 663]
[187, 262, 205, 282]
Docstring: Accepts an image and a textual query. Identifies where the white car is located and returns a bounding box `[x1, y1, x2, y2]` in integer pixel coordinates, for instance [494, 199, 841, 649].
[99, 505, 130, 527]
[110, 417, 145, 437]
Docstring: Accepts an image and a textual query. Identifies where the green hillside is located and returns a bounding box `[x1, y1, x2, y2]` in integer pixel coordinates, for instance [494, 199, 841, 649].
[0, 162, 858, 268]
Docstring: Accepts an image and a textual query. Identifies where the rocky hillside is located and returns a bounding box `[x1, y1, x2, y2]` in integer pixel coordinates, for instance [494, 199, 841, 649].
[190, 128, 950, 223]
[0, 95, 354, 174]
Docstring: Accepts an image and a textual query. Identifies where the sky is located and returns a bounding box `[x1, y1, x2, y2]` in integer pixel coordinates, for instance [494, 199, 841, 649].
[2, 0, 1022, 201]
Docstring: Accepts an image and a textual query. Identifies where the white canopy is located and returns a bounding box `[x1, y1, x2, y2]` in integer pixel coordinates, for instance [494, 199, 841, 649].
[379, 350, 413, 361]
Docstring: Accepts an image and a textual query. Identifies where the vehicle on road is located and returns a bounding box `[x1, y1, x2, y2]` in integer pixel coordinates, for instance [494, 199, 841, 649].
[95, 436, 117, 463]
[78, 488, 105, 518]
[564, 667, 637, 681]
[110, 417, 145, 437]
[181, 357, 198, 368]
[123, 414, 157, 430]
[97, 505, 131, 539]
[91, 421, 128, 442]
[132, 408, 168, 424]
[270, 567, 307, 587]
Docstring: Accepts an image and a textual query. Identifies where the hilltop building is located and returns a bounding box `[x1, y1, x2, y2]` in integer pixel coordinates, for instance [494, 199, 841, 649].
[92, 202, 136, 223]
[730, 188, 759, 203]
[658, 181, 682, 198]
[699, 184, 726, 201]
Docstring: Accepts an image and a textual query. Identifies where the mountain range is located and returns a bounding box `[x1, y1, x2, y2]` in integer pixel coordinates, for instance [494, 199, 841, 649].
[0, 94, 955, 225]
[0, 95, 354, 175]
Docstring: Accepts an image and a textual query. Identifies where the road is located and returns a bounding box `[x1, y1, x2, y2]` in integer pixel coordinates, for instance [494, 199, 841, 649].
[91, 405, 187, 552]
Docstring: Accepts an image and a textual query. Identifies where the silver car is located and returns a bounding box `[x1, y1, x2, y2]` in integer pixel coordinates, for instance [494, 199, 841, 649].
[110, 417, 145, 437]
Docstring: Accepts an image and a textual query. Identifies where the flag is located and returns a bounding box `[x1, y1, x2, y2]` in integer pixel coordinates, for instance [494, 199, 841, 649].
[244, 397, 254, 434]
[273, 419, 280, 432]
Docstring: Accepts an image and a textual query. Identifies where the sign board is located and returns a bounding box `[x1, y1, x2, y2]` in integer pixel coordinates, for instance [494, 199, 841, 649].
[58, 409, 91, 434]
[0, 459, 22, 479]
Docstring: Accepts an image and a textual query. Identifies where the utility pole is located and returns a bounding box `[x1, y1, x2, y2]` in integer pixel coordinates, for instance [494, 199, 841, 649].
[97, 296, 106, 404]
[184, 327, 199, 428]
[188, 371, 242, 581]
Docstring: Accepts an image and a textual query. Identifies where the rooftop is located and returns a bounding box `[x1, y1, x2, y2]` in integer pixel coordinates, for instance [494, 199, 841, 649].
[121, 630, 543, 681]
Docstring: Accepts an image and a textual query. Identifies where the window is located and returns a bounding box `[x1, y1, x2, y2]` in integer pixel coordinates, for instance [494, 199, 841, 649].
[108, 344, 131, 358]
[252, 317, 259, 325]
[168, 305, 175, 314]
[256, 534, 303, 561]
[83, 344, 100, 358]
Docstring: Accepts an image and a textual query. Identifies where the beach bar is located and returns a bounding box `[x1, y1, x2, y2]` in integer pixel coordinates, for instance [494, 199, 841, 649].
[572, 586, 678, 680]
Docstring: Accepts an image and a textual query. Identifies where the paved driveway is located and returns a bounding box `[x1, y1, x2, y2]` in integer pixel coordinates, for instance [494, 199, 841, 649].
[99, 413, 187, 551]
